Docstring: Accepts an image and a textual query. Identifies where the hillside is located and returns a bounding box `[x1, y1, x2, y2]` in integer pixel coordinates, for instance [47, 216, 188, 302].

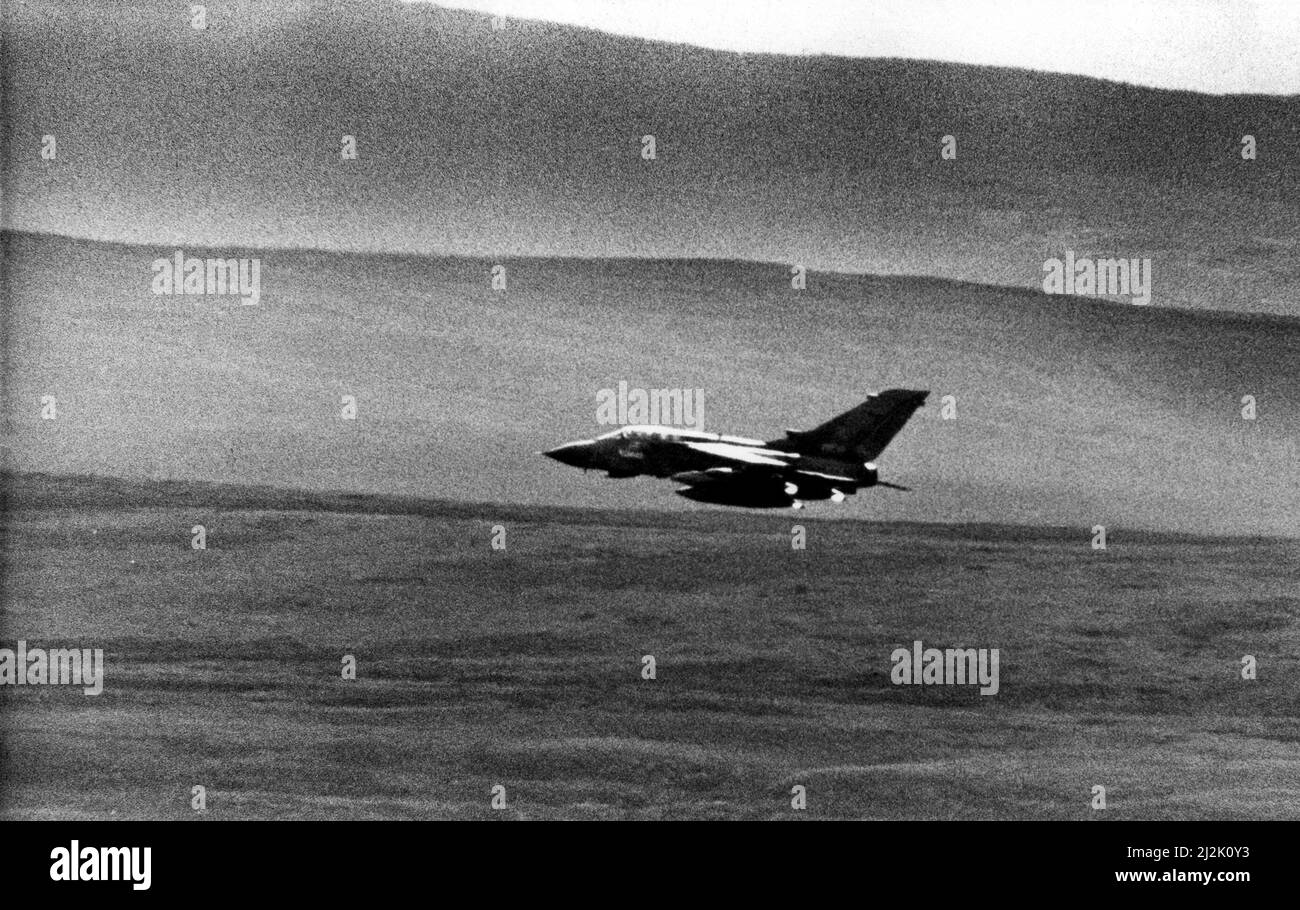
[4, 230, 1297, 535]
[2, 0, 1296, 313]
[3, 472, 1297, 819]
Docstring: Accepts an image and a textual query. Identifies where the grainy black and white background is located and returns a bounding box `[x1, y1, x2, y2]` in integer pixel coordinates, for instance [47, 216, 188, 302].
[1, 0, 1297, 819]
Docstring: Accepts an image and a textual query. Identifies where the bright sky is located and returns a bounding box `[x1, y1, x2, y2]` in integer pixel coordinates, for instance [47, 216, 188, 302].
[412, 0, 1300, 94]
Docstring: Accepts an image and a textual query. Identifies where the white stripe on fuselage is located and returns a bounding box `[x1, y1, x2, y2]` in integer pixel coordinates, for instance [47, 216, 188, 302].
[682, 440, 792, 467]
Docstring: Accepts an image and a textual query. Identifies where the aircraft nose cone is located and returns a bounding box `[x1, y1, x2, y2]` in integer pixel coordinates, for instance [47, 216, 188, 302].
[543, 441, 593, 467]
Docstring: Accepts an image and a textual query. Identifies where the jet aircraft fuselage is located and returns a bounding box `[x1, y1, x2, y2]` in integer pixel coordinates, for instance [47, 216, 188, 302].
[543, 389, 928, 509]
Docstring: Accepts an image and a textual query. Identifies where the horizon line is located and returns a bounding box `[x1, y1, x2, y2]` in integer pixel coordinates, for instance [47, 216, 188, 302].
[6, 468, 1290, 542]
[413, 0, 1300, 97]
[5, 227, 1295, 325]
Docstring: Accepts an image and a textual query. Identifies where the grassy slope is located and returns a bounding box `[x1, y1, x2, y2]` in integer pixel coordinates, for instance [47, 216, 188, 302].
[2, 473, 1298, 819]
[4, 231, 1298, 536]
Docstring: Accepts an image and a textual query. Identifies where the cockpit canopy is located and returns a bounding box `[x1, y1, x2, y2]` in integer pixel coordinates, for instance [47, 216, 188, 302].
[595, 425, 707, 442]
[594, 425, 766, 446]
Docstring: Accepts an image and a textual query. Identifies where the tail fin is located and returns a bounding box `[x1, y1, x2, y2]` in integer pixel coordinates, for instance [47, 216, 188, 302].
[769, 389, 928, 462]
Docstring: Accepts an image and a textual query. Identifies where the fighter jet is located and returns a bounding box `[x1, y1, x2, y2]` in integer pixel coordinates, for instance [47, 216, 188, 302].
[542, 389, 928, 509]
